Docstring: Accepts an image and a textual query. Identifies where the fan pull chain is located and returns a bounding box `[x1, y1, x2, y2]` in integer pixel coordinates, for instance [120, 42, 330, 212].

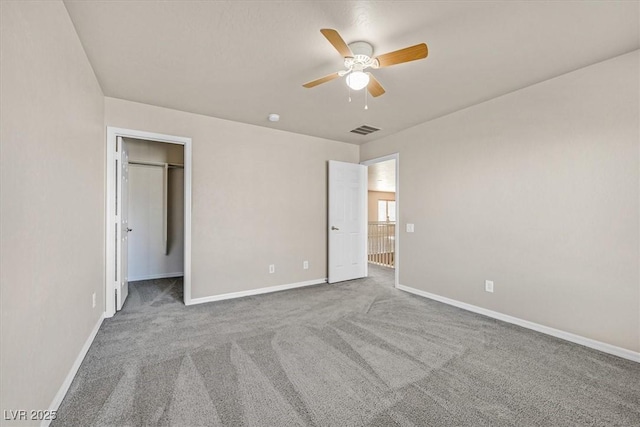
[364, 87, 369, 110]
[348, 85, 352, 103]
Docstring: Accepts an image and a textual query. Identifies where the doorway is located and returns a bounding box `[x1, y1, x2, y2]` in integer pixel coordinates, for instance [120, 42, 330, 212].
[105, 127, 192, 317]
[361, 154, 399, 287]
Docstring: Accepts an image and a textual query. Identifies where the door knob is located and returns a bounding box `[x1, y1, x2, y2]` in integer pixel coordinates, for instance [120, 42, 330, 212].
[126, 228, 133, 232]
[331, 226, 339, 231]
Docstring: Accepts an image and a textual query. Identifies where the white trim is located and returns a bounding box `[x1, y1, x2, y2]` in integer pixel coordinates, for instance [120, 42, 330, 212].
[396, 284, 640, 363]
[361, 153, 398, 164]
[187, 278, 327, 306]
[183, 134, 193, 305]
[361, 153, 400, 287]
[106, 127, 193, 317]
[42, 314, 105, 427]
[128, 272, 184, 282]
[362, 164, 368, 280]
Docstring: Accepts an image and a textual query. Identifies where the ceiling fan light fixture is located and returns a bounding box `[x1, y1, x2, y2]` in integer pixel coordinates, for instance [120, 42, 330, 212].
[303, 29, 427, 98]
[345, 71, 370, 91]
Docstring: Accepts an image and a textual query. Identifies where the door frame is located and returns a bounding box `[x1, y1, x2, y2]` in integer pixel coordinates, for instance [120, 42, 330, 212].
[105, 127, 193, 317]
[361, 153, 400, 288]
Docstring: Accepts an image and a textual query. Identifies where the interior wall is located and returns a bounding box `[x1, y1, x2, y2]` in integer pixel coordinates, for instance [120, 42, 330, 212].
[125, 137, 184, 164]
[105, 97, 359, 299]
[0, 0, 105, 421]
[126, 139, 184, 281]
[128, 167, 184, 281]
[360, 51, 640, 353]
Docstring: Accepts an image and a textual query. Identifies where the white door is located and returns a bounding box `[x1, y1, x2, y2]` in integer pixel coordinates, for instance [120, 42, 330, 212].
[116, 136, 130, 310]
[328, 160, 367, 283]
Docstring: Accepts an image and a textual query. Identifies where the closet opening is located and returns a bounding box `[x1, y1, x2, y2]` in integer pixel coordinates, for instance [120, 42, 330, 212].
[105, 127, 192, 317]
[125, 138, 185, 310]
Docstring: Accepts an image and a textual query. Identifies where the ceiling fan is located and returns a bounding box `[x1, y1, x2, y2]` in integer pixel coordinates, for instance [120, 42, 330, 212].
[303, 29, 429, 98]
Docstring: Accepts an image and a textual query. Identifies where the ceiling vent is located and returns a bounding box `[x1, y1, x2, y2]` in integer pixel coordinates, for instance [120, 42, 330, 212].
[350, 125, 380, 135]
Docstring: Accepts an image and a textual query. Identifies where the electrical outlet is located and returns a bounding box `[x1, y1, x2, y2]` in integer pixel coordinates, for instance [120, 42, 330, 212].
[92, 293, 96, 308]
[303, 261, 309, 270]
[406, 223, 415, 233]
[485, 280, 494, 293]
[269, 264, 275, 274]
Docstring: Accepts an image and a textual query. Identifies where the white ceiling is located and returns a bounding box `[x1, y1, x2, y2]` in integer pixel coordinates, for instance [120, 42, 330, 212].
[368, 160, 396, 193]
[64, 1, 639, 145]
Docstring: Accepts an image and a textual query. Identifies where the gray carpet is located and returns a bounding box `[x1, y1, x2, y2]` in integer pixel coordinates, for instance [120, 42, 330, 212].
[53, 266, 640, 426]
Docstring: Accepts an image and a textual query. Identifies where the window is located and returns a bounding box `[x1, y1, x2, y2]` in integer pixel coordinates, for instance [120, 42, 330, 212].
[377, 200, 396, 222]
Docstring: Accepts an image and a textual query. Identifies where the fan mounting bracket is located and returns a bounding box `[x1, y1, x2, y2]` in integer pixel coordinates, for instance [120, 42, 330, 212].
[348, 41, 373, 57]
[343, 41, 378, 71]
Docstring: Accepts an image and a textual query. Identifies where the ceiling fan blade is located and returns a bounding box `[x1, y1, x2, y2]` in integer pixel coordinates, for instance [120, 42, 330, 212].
[320, 29, 353, 58]
[302, 72, 341, 88]
[375, 43, 428, 68]
[367, 74, 386, 97]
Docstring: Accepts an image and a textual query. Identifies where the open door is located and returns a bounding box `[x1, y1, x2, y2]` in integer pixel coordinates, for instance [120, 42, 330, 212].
[328, 160, 367, 283]
[116, 136, 130, 310]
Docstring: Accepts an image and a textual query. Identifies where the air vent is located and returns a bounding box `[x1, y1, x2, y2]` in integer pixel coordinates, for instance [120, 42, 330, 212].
[350, 125, 380, 135]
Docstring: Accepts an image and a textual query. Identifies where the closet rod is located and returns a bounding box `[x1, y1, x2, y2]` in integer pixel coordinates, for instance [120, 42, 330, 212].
[129, 160, 184, 169]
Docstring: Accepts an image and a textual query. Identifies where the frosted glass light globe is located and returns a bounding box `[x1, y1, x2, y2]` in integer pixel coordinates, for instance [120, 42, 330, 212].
[346, 71, 370, 91]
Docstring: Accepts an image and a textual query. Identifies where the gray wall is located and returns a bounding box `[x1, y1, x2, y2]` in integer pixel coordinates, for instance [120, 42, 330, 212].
[361, 51, 639, 352]
[105, 97, 360, 299]
[0, 0, 105, 421]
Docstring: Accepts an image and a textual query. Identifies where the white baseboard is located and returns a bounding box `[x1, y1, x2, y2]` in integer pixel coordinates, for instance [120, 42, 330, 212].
[128, 272, 184, 282]
[187, 278, 327, 306]
[396, 284, 640, 363]
[42, 313, 105, 427]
